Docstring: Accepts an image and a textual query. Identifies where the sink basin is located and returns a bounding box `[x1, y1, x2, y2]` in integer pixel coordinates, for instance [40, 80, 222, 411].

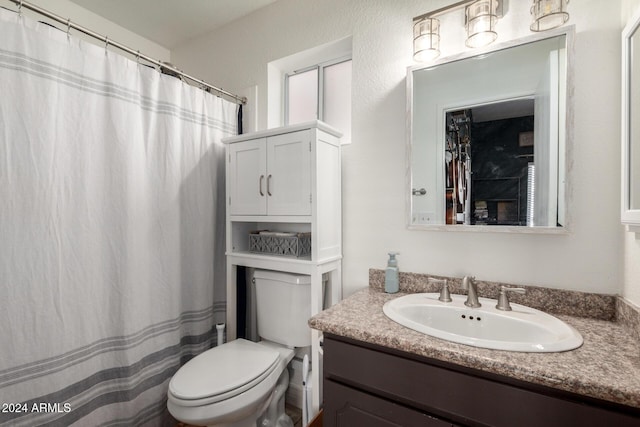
[383, 293, 583, 352]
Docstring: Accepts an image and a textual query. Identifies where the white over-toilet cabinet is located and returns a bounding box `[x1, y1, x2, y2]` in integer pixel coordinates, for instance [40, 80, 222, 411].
[223, 121, 342, 416]
[229, 131, 312, 216]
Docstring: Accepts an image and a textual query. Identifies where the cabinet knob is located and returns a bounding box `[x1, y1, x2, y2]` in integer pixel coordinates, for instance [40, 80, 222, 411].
[267, 174, 273, 196]
[259, 175, 265, 196]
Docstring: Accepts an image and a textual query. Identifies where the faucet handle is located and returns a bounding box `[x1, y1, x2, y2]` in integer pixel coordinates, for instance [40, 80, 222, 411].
[461, 275, 476, 290]
[496, 286, 526, 311]
[428, 277, 452, 302]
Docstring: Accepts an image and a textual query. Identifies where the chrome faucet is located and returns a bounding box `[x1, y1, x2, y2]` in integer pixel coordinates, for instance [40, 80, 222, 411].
[495, 286, 526, 311]
[462, 276, 481, 308]
[428, 277, 452, 302]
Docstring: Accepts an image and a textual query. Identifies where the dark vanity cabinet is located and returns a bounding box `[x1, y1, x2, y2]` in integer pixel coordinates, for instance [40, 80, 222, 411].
[322, 334, 640, 427]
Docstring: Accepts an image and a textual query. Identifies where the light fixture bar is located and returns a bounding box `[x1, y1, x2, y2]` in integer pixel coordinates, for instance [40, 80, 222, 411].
[413, 0, 504, 22]
[414, 0, 474, 22]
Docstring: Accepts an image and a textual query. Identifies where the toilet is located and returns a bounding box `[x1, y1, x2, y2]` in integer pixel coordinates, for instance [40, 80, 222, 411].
[167, 269, 313, 427]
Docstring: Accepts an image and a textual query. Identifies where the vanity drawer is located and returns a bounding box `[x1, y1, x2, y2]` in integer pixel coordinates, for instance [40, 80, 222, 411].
[323, 335, 640, 427]
[324, 380, 455, 427]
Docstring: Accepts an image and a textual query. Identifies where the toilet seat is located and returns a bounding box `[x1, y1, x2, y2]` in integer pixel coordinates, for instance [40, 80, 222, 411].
[168, 339, 280, 406]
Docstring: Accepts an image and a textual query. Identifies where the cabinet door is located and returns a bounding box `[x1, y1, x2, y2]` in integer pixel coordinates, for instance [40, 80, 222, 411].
[324, 380, 455, 427]
[229, 138, 267, 215]
[266, 131, 312, 216]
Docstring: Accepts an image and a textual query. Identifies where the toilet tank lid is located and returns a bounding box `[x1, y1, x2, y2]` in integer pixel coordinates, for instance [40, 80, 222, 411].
[169, 339, 279, 400]
[254, 269, 311, 285]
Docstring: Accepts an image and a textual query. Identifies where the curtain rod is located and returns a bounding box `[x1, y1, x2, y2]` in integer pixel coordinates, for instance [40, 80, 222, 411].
[7, 0, 247, 105]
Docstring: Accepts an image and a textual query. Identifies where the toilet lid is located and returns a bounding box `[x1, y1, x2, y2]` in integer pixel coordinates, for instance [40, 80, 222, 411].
[169, 339, 280, 401]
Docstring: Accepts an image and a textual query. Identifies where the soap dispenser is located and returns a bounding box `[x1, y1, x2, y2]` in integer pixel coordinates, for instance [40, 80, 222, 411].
[385, 252, 400, 293]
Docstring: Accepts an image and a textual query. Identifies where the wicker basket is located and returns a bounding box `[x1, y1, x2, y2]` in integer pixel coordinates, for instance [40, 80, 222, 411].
[249, 231, 311, 257]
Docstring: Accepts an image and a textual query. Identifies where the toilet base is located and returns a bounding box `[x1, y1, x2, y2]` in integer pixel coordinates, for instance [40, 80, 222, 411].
[256, 369, 293, 427]
[202, 369, 292, 427]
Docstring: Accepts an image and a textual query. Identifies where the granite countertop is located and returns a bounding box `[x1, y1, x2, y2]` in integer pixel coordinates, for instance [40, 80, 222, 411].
[309, 287, 640, 409]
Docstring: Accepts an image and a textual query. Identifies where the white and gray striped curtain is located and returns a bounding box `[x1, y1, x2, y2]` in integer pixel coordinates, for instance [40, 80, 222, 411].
[0, 8, 236, 426]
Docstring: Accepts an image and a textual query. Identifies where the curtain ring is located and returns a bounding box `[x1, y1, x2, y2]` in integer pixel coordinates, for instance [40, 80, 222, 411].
[17, 0, 23, 17]
[104, 36, 109, 54]
[136, 50, 140, 64]
[66, 18, 71, 40]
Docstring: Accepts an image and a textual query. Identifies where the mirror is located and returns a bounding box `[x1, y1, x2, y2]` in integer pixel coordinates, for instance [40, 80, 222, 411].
[408, 30, 572, 231]
[622, 9, 640, 227]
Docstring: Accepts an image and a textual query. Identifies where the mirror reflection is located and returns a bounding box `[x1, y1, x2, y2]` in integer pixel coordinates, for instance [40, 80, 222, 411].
[409, 33, 569, 229]
[444, 99, 535, 225]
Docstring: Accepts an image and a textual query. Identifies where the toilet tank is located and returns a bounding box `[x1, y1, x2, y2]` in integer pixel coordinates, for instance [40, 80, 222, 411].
[254, 269, 313, 348]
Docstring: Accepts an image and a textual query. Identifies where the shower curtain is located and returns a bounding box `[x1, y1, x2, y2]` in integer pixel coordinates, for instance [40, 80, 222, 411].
[0, 9, 237, 426]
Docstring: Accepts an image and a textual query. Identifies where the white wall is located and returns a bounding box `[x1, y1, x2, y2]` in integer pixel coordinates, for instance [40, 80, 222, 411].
[622, 0, 640, 306]
[0, 0, 170, 61]
[4, 0, 635, 304]
[172, 0, 631, 301]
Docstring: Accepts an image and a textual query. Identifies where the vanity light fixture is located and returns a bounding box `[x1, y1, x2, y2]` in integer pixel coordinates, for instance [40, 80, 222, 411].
[465, 0, 499, 48]
[530, 0, 570, 32]
[413, 17, 441, 61]
[413, 0, 505, 62]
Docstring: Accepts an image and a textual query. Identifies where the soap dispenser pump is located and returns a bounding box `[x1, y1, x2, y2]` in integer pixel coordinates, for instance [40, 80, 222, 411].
[385, 252, 400, 294]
